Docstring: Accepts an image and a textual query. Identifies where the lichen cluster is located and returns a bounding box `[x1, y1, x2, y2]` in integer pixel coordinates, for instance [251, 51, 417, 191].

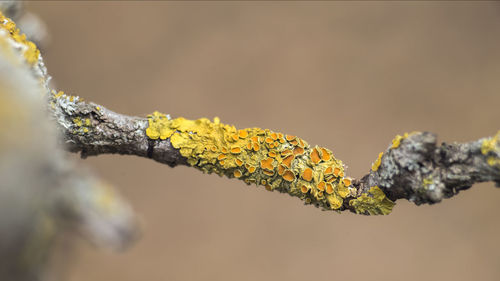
[391, 132, 415, 149]
[72, 116, 91, 134]
[146, 111, 357, 210]
[348, 186, 395, 215]
[481, 131, 500, 169]
[0, 12, 39, 66]
[371, 152, 383, 172]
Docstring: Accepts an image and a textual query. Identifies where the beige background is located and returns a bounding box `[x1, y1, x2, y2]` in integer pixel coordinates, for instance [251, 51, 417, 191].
[29, 2, 500, 281]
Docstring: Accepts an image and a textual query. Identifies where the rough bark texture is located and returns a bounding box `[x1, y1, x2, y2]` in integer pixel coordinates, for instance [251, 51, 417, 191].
[356, 132, 500, 205]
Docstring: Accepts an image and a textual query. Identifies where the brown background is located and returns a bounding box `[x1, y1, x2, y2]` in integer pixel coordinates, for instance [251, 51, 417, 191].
[29, 2, 500, 281]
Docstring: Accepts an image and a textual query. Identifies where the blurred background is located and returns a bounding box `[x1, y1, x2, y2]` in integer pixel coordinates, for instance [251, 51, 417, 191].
[27, 2, 500, 281]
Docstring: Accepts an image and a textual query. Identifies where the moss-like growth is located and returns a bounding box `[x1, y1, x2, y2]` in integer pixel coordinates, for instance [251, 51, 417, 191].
[348, 186, 395, 215]
[481, 131, 500, 169]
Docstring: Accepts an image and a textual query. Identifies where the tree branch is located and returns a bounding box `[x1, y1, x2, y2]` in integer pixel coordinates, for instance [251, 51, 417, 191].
[51, 95, 500, 215]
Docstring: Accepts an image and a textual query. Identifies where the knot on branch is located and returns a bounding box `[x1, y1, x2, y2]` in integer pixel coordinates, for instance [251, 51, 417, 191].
[365, 131, 500, 205]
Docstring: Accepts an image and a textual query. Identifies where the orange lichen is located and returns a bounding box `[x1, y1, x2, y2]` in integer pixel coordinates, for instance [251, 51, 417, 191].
[282, 154, 295, 168]
[230, 146, 241, 154]
[320, 148, 331, 161]
[238, 130, 248, 138]
[260, 158, 274, 171]
[217, 154, 226, 160]
[282, 170, 295, 182]
[235, 159, 243, 166]
[286, 135, 296, 141]
[325, 166, 333, 174]
[293, 147, 304, 155]
[298, 139, 306, 148]
[343, 178, 352, 187]
[302, 168, 313, 182]
[278, 164, 285, 175]
[252, 143, 260, 151]
[333, 167, 341, 177]
[325, 183, 334, 194]
[310, 147, 321, 164]
[317, 182, 326, 192]
[233, 170, 242, 178]
[301, 185, 309, 193]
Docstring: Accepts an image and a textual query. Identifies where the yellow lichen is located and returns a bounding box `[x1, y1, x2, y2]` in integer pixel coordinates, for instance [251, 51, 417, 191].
[391, 132, 418, 149]
[422, 176, 433, 187]
[145, 112, 356, 211]
[391, 135, 404, 149]
[349, 186, 395, 215]
[54, 91, 64, 98]
[371, 152, 383, 172]
[336, 183, 349, 198]
[481, 131, 500, 169]
[73, 117, 83, 127]
[487, 157, 500, 168]
[481, 131, 500, 155]
[145, 111, 174, 140]
[0, 12, 40, 66]
[326, 194, 343, 209]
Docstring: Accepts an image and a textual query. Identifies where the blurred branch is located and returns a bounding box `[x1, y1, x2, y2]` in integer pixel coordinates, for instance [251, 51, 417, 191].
[0, 7, 137, 281]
